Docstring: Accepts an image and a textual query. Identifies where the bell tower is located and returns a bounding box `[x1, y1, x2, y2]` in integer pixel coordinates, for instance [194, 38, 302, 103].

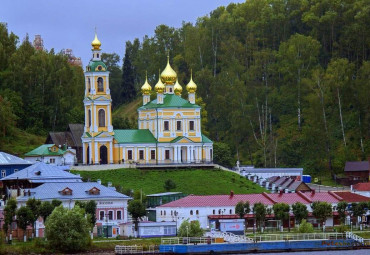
[81, 31, 114, 165]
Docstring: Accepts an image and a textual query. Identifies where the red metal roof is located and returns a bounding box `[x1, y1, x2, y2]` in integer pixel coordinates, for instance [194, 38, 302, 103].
[333, 191, 370, 202]
[353, 182, 370, 191]
[158, 192, 343, 208]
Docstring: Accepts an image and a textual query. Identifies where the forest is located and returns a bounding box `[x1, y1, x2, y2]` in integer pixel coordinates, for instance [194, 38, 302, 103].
[1, 0, 369, 175]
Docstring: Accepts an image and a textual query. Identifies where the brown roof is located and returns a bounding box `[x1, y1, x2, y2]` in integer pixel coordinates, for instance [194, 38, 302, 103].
[67, 124, 84, 147]
[344, 161, 369, 172]
[353, 182, 370, 191]
[333, 191, 370, 202]
[45, 124, 84, 148]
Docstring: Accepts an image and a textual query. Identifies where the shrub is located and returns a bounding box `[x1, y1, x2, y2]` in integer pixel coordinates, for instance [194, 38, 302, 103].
[335, 224, 349, 233]
[298, 220, 314, 233]
[45, 206, 91, 252]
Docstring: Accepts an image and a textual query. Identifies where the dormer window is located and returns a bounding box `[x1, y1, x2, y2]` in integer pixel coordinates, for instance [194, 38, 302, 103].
[59, 187, 72, 195]
[87, 187, 100, 195]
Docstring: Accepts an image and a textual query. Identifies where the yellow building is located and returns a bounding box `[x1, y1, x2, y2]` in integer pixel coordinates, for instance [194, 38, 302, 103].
[82, 33, 213, 165]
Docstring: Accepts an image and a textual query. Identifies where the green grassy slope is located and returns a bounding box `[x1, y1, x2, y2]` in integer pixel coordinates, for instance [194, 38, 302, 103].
[112, 98, 141, 122]
[72, 168, 266, 195]
[0, 128, 45, 156]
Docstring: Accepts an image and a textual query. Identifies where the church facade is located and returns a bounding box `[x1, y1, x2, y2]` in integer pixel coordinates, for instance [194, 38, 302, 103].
[81, 33, 213, 165]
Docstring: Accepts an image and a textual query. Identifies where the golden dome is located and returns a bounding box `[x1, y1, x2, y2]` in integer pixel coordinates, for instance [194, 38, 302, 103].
[160, 55, 177, 85]
[186, 70, 197, 93]
[154, 70, 165, 93]
[141, 73, 152, 95]
[91, 32, 101, 50]
[174, 79, 183, 95]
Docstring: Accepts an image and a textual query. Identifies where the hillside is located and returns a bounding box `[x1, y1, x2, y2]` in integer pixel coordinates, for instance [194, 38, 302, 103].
[71, 168, 266, 195]
[0, 128, 44, 156]
[112, 97, 141, 125]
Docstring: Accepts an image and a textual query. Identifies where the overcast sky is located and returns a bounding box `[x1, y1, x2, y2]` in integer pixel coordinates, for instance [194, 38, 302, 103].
[1, 0, 244, 66]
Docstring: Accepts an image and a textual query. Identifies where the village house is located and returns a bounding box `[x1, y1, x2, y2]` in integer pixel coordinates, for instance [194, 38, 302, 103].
[24, 144, 76, 166]
[344, 160, 370, 183]
[0, 152, 32, 178]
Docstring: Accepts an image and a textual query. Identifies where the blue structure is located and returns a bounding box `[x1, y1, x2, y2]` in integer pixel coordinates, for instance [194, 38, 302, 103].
[160, 239, 356, 253]
[0, 151, 32, 178]
[303, 175, 312, 183]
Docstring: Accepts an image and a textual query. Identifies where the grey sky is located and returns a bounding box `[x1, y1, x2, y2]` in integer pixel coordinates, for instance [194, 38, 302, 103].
[1, 0, 243, 66]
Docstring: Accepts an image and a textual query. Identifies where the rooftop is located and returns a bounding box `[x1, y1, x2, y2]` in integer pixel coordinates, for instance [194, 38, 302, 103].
[114, 129, 157, 144]
[344, 161, 369, 172]
[17, 182, 131, 201]
[0, 162, 82, 183]
[25, 144, 74, 157]
[333, 191, 370, 203]
[0, 152, 32, 165]
[147, 192, 183, 197]
[352, 182, 370, 191]
[138, 94, 200, 110]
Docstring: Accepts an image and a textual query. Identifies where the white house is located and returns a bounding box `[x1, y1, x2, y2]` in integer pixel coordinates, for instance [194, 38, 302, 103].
[24, 144, 76, 166]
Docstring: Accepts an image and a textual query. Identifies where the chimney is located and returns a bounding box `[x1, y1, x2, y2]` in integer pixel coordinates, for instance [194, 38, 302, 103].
[279, 189, 283, 196]
[97, 179, 101, 185]
[230, 190, 234, 198]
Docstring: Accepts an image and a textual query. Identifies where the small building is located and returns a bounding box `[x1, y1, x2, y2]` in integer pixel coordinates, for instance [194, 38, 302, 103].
[264, 176, 311, 193]
[0, 162, 82, 194]
[16, 182, 131, 238]
[146, 192, 186, 221]
[352, 182, 370, 197]
[24, 144, 76, 166]
[344, 161, 369, 183]
[121, 221, 177, 238]
[45, 124, 84, 163]
[240, 166, 303, 180]
[0, 152, 32, 178]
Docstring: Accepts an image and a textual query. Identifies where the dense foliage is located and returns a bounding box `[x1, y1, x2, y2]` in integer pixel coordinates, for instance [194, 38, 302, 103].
[178, 219, 204, 237]
[120, 0, 370, 174]
[45, 206, 91, 252]
[0, 24, 84, 144]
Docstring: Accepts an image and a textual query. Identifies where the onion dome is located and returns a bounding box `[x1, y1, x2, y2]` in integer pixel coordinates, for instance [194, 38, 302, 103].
[186, 70, 197, 93]
[91, 32, 101, 50]
[154, 70, 165, 93]
[141, 72, 152, 95]
[174, 78, 183, 95]
[160, 54, 177, 84]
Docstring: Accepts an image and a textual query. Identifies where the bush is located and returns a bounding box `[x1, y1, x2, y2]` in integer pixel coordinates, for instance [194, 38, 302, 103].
[298, 220, 314, 233]
[178, 219, 204, 237]
[335, 224, 349, 233]
[45, 206, 91, 252]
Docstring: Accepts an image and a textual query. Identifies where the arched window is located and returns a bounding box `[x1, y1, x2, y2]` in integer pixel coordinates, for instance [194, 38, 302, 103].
[164, 211, 166, 216]
[213, 210, 215, 214]
[88, 78, 91, 92]
[161, 211, 162, 216]
[229, 209, 232, 214]
[97, 77, 104, 92]
[97, 53, 99, 58]
[196, 210, 199, 215]
[98, 109, 105, 127]
[218, 209, 221, 215]
[88, 109, 91, 127]
[190, 210, 193, 215]
[171, 210, 173, 216]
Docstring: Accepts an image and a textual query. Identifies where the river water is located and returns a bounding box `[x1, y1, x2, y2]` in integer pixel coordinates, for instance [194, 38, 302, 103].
[246, 249, 369, 255]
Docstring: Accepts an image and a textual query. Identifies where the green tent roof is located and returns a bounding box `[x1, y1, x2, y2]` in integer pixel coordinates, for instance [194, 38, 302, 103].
[114, 129, 157, 144]
[87, 60, 107, 72]
[138, 94, 200, 110]
[25, 144, 67, 156]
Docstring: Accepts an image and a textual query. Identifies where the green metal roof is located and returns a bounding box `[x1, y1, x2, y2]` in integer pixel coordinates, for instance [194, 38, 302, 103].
[202, 134, 213, 143]
[138, 94, 200, 110]
[114, 129, 157, 144]
[25, 144, 67, 157]
[87, 60, 107, 72]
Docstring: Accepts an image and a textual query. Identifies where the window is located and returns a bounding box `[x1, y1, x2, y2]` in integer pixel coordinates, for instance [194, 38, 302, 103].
[127, 150, 133, 160]
[196, 210, 199, 215]
[117, 211, 122, 220]
[218, 209, 221, 215]
[213, 210, 215, 214]
[189, 121, 194, 131]
[229, 209, 232, 214]
[100, 211, 104, 220]
[164, 226, 176, 235]
[50, 158, 55, 164]
[165, 150, 170, 160]
[176, 121, 182, 131]
[88, 109, 91, 127]
[139, 150, 144, 160]
[151, 150, 156, 160]
[97, 53, 100, 59]
[164, 121, 169, 131]
[169, 88, 172, 93]
[97, 77, 104, 92]
[88, 78, 91, 92]
[1, 170, 6, 177]
[164, 210, 166, 216]
[98, 109, 105, 127]
[190, 210, 193, 215]
[108, 211, 113, 220]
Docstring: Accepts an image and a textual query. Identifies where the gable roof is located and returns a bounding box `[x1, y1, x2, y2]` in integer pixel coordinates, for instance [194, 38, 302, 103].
[25, 144, 69, 157]
[67, 124, 84, 147]
[114, 129, 157, 144]
[344, 161, 369, 172]
[333, 191, 370, 202]
[0, 152, 32, 165]
[17, 182, 130, 202]
[138, 94, 200, 110]
[353, 182, 370, 191]
[201, 134, 213, 143]
[0, 162, 82, 183]
[170, 136, 194, 143]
